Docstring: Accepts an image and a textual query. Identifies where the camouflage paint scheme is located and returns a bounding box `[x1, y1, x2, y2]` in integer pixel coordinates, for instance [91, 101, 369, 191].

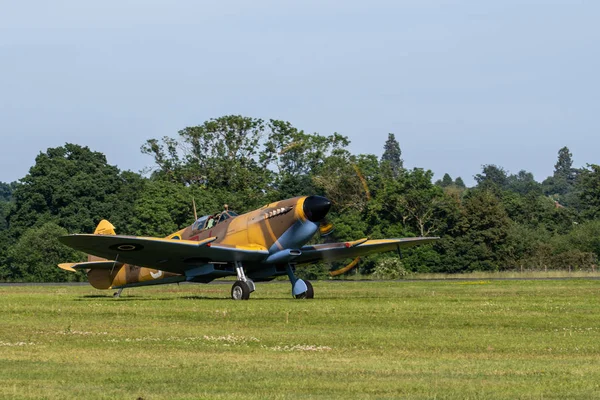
[59, 196, 438, 298]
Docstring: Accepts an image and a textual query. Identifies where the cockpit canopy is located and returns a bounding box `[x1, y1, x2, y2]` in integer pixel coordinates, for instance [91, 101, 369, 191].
[191, 216, 209, 232]
[192, 210, 239, 232]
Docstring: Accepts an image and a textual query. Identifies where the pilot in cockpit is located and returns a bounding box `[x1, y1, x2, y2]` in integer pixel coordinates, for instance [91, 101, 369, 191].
[191, 205, 239, 232]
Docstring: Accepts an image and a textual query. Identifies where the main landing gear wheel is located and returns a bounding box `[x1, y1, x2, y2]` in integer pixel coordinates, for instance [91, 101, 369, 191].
[295, 280, 314, 299]
[231, 281, 251, 300]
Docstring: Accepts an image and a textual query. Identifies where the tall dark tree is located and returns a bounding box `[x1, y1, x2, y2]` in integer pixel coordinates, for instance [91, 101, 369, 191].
[554, 146, 575, 182]
[439, 173, 453, 188]
[543, 146, 578, 197]
[381, 133, 403, 177]
[454, 177, 466, 188]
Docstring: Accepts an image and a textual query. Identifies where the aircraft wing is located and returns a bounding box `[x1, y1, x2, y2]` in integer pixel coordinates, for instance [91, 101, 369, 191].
[295, 237, 439, 264]
[59, 234, 269, 275]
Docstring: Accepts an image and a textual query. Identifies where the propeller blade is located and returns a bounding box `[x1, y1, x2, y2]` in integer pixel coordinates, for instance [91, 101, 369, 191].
[319, 218, 334, 237]
[329, 257, 361, 277]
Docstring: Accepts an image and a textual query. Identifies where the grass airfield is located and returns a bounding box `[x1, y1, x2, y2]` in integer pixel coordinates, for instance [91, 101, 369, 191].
[1, 280, 600, 399]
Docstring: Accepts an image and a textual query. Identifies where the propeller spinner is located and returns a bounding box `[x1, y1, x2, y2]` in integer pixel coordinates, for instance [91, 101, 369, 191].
[302, 196, 331, 222]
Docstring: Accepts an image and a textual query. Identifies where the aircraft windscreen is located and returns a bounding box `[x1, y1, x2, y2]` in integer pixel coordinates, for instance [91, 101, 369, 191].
[192, 211, 238, 230]
[192, 216, 208, 231]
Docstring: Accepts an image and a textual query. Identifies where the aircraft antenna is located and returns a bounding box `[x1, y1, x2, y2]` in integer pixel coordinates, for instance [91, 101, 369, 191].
[192, 198, 198, 221]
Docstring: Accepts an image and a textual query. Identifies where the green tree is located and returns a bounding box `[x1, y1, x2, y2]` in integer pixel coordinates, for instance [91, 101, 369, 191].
[558, 219, 600, 259]
[262, 119, 350, 199]
[142, 116, 272, 199]
[381, 133, 403, 177]
[130, 181, 225, 237]
[0, 181, 16, 231]
[506, 170, 542, 195]
[502, 191, 574, 235]
[140, 136, 182, 182]
[543, 146, 579, 199]
[440, 173, 453, 188]
[474, 164, 509, 190]
[313, 153, 371, 213]
[555, 146, 576, 184]
[436, 189, 511, 272]
[8, 144, 136, 236]
[577, 164, 600, 219]
[0, 181, 17, 202]
[454, 177, 466, 188]
[399, 169, 445, 237]
[7, 222, 85, 282]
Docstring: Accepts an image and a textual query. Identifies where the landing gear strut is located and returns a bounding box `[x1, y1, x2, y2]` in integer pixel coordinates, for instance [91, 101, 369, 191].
[113, 288, 123, 298]
[286, 264, 314, 299]
[231, 261, 255, 300]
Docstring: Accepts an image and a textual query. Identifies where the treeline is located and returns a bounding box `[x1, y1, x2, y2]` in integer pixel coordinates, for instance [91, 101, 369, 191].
[1, 115, 599, 282]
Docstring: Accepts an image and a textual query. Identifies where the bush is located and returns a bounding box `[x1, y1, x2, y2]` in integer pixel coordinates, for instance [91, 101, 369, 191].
[373, 257, 408, 280]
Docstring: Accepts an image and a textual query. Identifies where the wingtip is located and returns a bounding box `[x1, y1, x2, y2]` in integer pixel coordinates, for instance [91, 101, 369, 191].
[58, 263, 77, 272]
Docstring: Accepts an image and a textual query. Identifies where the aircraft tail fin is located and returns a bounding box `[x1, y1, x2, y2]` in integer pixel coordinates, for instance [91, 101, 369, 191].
[88, 220, 116, 262]
[59, 220, 121, 289]
[94, 220, 116, 235]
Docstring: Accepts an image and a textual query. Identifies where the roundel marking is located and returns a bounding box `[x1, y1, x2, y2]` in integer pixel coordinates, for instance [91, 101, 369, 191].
[109, 243, 144, 252]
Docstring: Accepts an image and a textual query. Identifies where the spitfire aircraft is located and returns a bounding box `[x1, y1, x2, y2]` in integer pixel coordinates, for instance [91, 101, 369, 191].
[58, 196, 438, 300]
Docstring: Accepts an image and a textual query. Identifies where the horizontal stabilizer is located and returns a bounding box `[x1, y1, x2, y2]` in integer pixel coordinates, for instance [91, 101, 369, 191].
[58, 261, 124, 272]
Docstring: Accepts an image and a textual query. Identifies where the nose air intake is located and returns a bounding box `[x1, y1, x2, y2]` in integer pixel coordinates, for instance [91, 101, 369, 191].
[303, 196, 331, 222]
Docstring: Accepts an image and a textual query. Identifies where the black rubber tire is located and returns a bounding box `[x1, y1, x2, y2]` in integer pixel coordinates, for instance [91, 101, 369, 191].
[231, 281, 251, 300]
[295, 280, 314, 299]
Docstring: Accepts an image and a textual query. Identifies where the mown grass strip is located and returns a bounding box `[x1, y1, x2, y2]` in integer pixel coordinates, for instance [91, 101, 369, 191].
[1, 280, 599, 399]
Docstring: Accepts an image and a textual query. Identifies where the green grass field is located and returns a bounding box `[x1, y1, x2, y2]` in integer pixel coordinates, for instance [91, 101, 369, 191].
[1, 280, 600, 399]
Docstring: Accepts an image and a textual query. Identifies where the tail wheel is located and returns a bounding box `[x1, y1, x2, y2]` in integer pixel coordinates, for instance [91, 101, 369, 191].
[231, 281, 251, 300]
[295, 280, 314, 299]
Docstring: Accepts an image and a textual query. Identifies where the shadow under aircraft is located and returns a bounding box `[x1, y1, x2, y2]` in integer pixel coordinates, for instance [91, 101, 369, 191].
[59, 196, 438, 300]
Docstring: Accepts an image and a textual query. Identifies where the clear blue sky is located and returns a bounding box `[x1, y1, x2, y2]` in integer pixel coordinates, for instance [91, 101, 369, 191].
[1, 0, 598, 186]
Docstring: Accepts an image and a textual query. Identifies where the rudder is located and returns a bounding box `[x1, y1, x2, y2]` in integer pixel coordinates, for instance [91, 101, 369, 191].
[88, 220, 116, 262]
[94, 220, 116, 235]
